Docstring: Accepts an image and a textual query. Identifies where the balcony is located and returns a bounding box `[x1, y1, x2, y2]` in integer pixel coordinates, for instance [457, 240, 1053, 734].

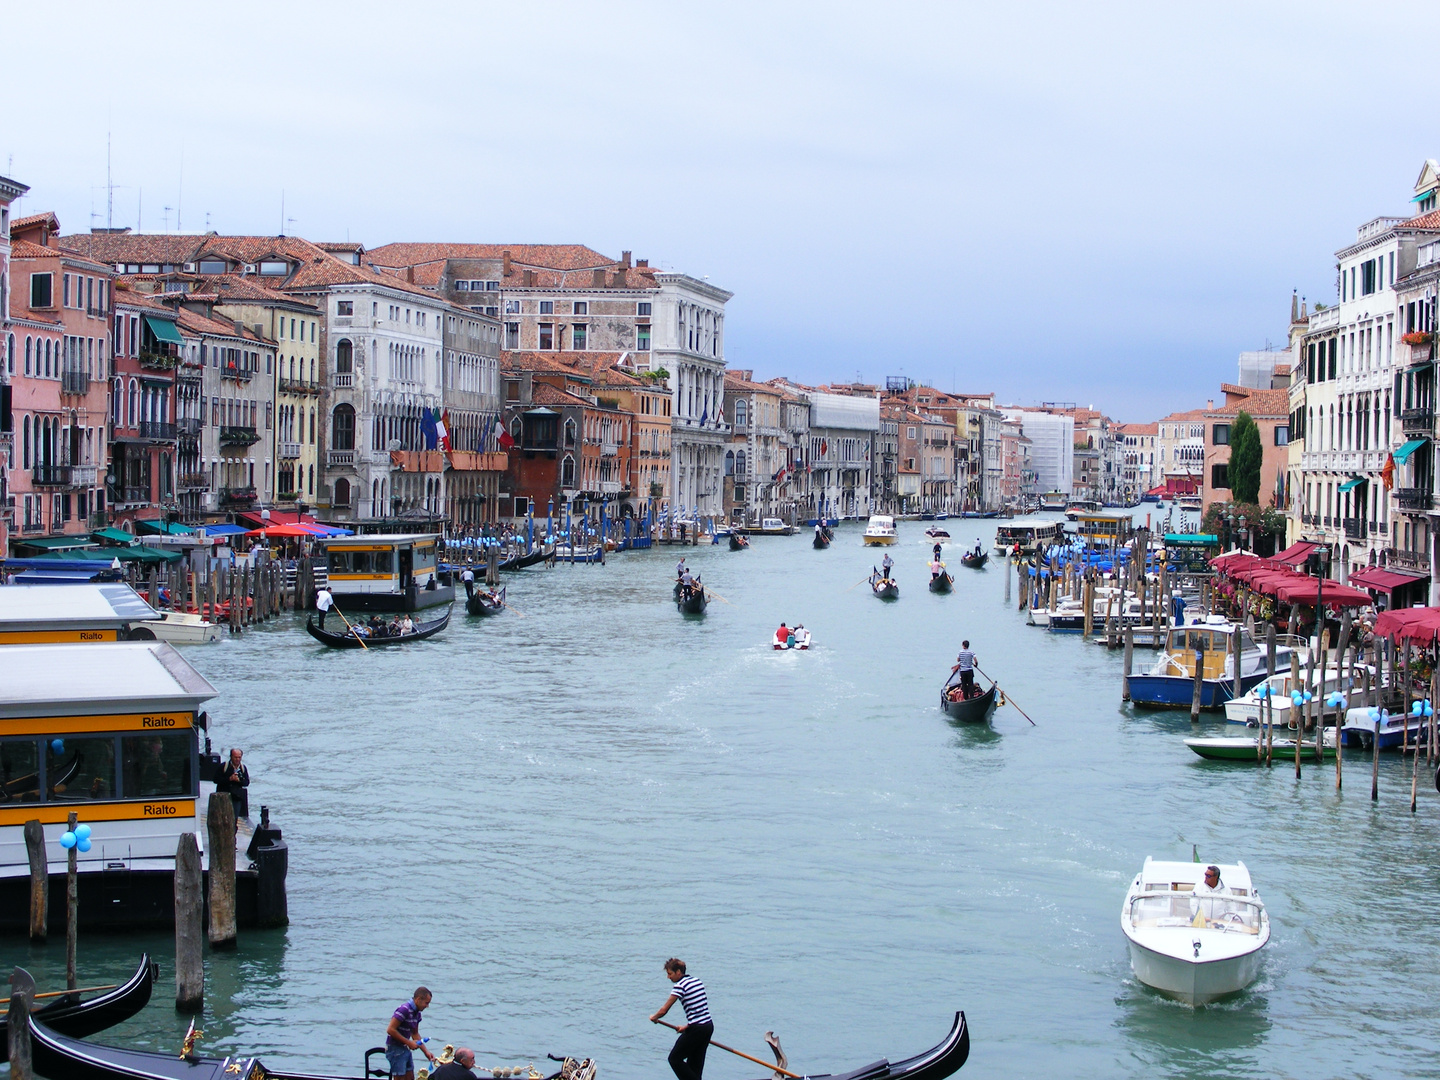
[177, 417, 203, 435]
[1395, 487, 1433, 512]
[118, 485, 150, 504]
[1401, 407, 1434, 435]
[33, 465, 70, 486]
[281, 441, 302, 460]
[219, 486, 257, 506]
[61, 369, 90, 395]
[327, 450, 355, 466]
[333, 372, 354, 389]
[138, 351, 180, 372]
[601, 441, 618, 457]
[69, 465, 98, 487]
[219, 425, 261, 449]
[139, 420, 176, 441]
[176, 366, 203, 386]
[1343, 517, 1366, 540]
[1388, 548, 1432, 574]
[221, 363, 253, 383]
[178, 472, 209, 490]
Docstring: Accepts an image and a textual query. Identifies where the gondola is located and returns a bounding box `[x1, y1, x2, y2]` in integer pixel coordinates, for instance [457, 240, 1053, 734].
[305, 607, 451, 648]
[739, 1012, 968, 1080]
[959, 552, 989, 569]
[940, 674, 997, 723]
[25, 1013, 586, 1080]
[928, 571, 954, 593]
[729, 534, 749, 551]
[812, 530, 831, 549]
[676, 584, 708, 615]
[871, 576, 900, 600]
[498, 544, 555, 571]
[464, 585, 506, 616]
[0, 956, 157, 1063]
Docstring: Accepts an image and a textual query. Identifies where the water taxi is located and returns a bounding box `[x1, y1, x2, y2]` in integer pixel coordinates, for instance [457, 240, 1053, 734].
[1121, 857, 1270, 1004]
[1063, 499, 1101, 520]
[735, 517, 797, 536]
[1127, 617, 1300, 709]
[0, 641, 286, 931]
[316, 533, 454, 612]
[0, 584, 157, 645]
[1039, 492, 1068, 512]
[994, 520, 1064, 555]
[862, 515, 898, 546]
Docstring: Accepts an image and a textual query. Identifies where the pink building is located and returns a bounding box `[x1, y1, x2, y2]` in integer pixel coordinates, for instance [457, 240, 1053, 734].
[7, 213, 113, 545]
[0, 173, 29, 553]
[1202, 383, 1292, 517]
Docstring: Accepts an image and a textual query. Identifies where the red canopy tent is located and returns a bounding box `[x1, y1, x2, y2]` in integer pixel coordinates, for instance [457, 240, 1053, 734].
[244, 523, 316, 538]
[1272, 578, 1373, 607]
[1269, 540, 1319, 567]
[1373, 606, 1440, 644]
[1348, 566, 1427, 595]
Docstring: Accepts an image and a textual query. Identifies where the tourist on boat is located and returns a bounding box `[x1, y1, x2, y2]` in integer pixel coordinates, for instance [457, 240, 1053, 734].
[430, 1049, 477, 1080]
[775, 622, 790, 646]
[214, 748, 250, 818]
[386, 988, 436, 1080]
[368, 614, 388, 638]
[460, 566, 475, 599]
[650, 958, 713, 1080]
[315, 586, 334, 628]
[399, 614, 417, 635]
[794, 625, 811, 648]
[951, 640, 976, 698]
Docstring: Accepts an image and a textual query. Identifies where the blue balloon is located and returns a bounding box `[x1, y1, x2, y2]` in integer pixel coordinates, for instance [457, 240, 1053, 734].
[59, 832, 76, 849]
[50, 739, 64, 753]
[75, 824, 91, 840]
[76, 838, 92, 853]
[1367, 707, 1380, 721]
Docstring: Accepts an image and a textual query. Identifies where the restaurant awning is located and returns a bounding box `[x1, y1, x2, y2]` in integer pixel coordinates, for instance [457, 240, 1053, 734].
[89, 527, 136, 546]
[15, 536, 96, 552]
[201, 523, 250, 537]
[1394, 438, 1429, 465]
[1271, 540, 1318, 566]
[133, 519, 194, 536]
[1349, 566, 1429, 594]
[1337, 476, 1366, 493]
[145, 315, 184, 345]
[1273, 578, 1373, 607]
[1375, 606, 1440, 643]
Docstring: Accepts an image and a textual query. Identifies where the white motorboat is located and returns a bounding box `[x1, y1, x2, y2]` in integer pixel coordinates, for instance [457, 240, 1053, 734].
[862, 515, 898, 546]
[132, 611, 222, 644]
[1121, 857, 1270, 1005]
[1223, 659, 1366, 727]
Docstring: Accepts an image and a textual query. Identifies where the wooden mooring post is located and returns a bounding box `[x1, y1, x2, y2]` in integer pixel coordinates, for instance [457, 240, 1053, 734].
[64, 811, 77, 990]
[24, 820, 46, 941]
[206, 795, 237, 949]
[1191, 646, 1205, 723]
[7, 969, 33, 1080]
[174, 833, 204, 1012]
[1122, 626, 1133, 702]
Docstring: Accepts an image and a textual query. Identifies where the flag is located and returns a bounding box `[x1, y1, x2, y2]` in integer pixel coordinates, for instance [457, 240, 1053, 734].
[1382, 453, 1395, 491]
[820, 438, 828, 457]
[481, 414, 494, 451]
[699, 405, 708, 427]
[773, 466, 787, 484]
[437, 409, 452, 454]
[498, 426, 515, 450]
[421, 409, 438, 450]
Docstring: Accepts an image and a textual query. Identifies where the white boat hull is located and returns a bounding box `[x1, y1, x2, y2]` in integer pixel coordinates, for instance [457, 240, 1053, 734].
[136, 613, 222, 644]
[1127, 938, 1263, 1005]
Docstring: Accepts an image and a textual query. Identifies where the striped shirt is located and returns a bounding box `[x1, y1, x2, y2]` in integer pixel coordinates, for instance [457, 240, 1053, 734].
[670, 975, 712, 1025]
[954, 648, 975, 672]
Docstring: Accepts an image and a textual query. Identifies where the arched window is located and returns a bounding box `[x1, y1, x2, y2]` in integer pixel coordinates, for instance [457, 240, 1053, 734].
[561, 455, 576, 487]
[22, 415, 31, 469]
[309, 408, 315, 443]
[734, 399, 747, 427]
[335, 339, 353, 373]
[112, 377, 122, 426]
[736, 450, 746, 478]
[334, 478, 351, 508]
[332, 403, 356, 450]
[6, 334, 13, 375]
[564, 418, 577, 447]
[44, 339, 52, 377]
[307, 464, 314, 495]
[725, 450, 735, 476]
[25, 336, 32, 375]
[127, 380, 138, 428]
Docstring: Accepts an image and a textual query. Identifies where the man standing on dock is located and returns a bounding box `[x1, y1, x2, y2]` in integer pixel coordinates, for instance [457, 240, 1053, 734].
[386, 988, 436, 1080]
[651, 958, 713, 1080]
[952, 641, 976, 698]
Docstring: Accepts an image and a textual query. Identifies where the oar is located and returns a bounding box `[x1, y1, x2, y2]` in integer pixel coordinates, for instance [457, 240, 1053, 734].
[847, 572, 877, 591]
[0, 984, 119, 1005]
[702, 585, 733, 606]
[651, 1020, 798, 1079]
[331, 603, 369, 651]
[499, 600, 528, 618]
[975, 663, 1035, 725]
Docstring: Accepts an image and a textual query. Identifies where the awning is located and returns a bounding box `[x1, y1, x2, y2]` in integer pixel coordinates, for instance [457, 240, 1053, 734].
[15, 536, 96, 552]
[90, 527, 136, 546]
[1273, 578, 1373, 607]
[1349, 566, 1429, 594]
[1394, 438, 1429, 465]
[145, 315, 184, 345]
[1337, 476, 1366, 493]
[1375, 606, 1440, 643]
[201, 523, 250, 537]
[1165, 533, 1218, 545]
[133, 519, 194, 536]
[1414, 188, 1437, 202]
[1271, 540, 1318, 566]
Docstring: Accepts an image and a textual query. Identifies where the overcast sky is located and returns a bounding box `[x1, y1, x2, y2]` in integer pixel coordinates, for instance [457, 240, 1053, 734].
[7, 2, 1439, 420]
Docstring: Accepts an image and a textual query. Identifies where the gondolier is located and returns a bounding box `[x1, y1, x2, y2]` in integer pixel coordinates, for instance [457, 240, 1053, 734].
[650, 958, 713, 1080]
[460, 566, 475, 600]
[952, 641, 976, 698]
[881, 553, 894, 579]
[315, 586, 334, 628]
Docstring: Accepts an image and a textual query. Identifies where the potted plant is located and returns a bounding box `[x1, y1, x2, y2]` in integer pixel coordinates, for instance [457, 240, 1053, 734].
[1401, 330, 1433, 346]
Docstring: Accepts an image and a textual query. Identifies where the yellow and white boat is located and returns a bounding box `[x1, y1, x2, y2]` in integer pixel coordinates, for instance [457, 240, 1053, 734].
[862, 515, 897, 546]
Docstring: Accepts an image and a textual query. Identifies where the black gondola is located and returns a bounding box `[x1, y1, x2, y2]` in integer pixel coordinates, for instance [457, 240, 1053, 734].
[928, 572, 954, 593]
[676, 583, 708, 614]
[940, 674, 997, 723]
[464, 585, 506, 616]
[305, 607, 451, 648]
[871, 575, 900, 600]
[812, 525, 833, 549]
[729, 534, 749, 551]
[0, 956, 156, 1063]
[739, 1013, 968, 1080]
[960, 552, 989, 569]
[498, 544, 555, 571]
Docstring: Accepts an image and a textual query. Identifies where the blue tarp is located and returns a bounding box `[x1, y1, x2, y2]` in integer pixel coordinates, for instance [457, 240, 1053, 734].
[202, 524, 250, 536]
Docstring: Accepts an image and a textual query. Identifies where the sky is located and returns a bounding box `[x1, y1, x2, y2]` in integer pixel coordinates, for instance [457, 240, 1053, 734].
[6, 1, 1440, 421]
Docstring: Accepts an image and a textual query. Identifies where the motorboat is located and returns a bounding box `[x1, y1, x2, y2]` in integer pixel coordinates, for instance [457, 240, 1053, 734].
[863, 515, 898, 546]
[1121, 857, 1270, 1005]
[994, 521, 1064, 554]
[1223, 660, 1366, 727]
[131, 611, 221, 644]
[1039, 493, 1068, 512]
[1127, 617, 1301, 710]
[1064, 499, 1101, 520]
[925, 525, 951, 539]
[1185, 730, 1336, 761]
[736, 517, 797, 536]
[1341, 705, 1431, 750]
[773, 626, 812, 650]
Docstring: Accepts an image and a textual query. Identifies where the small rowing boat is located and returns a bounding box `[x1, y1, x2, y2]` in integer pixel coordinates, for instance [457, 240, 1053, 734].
[0, 956, 157, 1063]
[871, 574, 899, 600]
[1184, 733, 1336, 761]
[940, 674, 997, 723]
[305, 607, 451, 648]
[959, 552, 988, 569]
[928, 571, 954, 593]
[465, 585, 506, 616]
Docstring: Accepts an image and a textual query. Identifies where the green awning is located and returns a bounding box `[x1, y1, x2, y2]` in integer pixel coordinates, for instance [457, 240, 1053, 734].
[1394, 438, 1429, 465]
[133, 519, 194, 535]
[1414, 188, 1437, 202]
[90, 527, 137, 546]
[145, 315, 184, 345]
[1337, 476, 1366, 493]
[33, 545, 181, 565]
[1165, 533, 1218, 545]
[15, 536, 96, 552]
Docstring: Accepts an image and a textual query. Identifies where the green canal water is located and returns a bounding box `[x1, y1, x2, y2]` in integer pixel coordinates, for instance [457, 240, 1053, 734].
[10, 518, 1440, 1080]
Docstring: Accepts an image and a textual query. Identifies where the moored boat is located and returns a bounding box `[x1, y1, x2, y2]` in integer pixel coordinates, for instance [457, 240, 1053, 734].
[305, 607, 451, 648]
[1127, 618, 1300, 710]
[0, 956, 157, 1062]
[1185, 734, 1335, 761]
[1341, 705, 1429, 750]
[1121, 857, 1269, 1005]
[862, 515, 898, 546]
[131, 611, 221, 644]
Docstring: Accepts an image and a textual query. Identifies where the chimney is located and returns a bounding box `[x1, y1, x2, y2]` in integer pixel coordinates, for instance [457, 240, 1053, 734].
[502, 250, 512, 277]
[406, 266, 415, 283]
[636, 258, 648, 268]
[1207, 399, 1214, 410]
[593, 268, 606, 287]
[523, 269, 535, 287]
[620, 250, 632, 269]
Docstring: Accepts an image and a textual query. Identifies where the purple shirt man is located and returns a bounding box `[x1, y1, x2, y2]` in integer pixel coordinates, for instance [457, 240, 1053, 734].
[385, 988, 434, 1080]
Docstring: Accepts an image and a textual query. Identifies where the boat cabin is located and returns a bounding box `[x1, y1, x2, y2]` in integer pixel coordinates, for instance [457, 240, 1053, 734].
[318, 533, 454, 611]
[1157, 622, 1256, 678]
[995, 520, 1065, 554]
[0, 584, 160, 644]
[1073, 513, 1135, 549]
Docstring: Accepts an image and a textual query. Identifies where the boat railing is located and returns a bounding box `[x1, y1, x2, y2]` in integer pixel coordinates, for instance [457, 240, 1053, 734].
[1128, 891, 1263, 933]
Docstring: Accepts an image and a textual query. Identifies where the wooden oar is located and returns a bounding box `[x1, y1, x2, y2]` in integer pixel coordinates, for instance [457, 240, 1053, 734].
[499, 599, 528, 618]
[0, 983, 119, 1005]
[975, 663, 1035, 725]
[702, 585, 733, 606]
[651, 1020, 798, 1079]
[847, 573, 876, 591]
[331, 603, 369, 651]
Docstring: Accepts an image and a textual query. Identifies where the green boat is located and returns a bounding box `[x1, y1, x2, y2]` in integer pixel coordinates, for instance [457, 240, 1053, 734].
[1185, 736, 1336, 761]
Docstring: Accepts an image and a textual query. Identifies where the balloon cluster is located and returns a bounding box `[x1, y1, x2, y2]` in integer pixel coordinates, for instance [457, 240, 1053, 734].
[1411, 699, 1434, 718]
[1289, 690, 1313, 706]
[1367, 706, 1390, 726]
[59, 824, 92, 852]
[1256, 685, 1271, 699]
[1325, 691, 1347, 709]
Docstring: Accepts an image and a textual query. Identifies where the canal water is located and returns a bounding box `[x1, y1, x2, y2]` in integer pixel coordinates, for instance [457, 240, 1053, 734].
[12, 517, 1440, 1080]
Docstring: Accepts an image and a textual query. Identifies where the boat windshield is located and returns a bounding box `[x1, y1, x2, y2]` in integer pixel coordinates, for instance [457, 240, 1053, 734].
[1129, 891, 1263, 934]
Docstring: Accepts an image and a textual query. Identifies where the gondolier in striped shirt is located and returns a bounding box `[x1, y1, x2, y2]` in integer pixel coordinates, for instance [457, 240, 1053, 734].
[650, 958, 713, 1080]
[951, 641, 976, 698]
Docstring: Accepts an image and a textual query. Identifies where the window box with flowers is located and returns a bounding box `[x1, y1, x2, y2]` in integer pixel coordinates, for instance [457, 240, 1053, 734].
[1401, 331, 1433, 347]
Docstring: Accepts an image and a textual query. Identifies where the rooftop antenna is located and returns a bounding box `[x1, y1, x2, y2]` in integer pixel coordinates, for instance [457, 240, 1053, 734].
[162, 206, 171, 232]
[176, 140, 184, 232]
[279, 190, 285, 236]
[106, 129, 113, 230]
[137, 187, 142, 232]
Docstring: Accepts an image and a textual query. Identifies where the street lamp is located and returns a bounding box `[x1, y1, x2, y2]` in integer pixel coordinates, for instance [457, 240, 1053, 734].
[1306, 545, 1331, 645]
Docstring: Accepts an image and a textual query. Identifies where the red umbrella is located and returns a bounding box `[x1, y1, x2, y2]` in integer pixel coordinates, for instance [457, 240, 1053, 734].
[244, 523, 315, 538]
[1374, 606, 1440, 643]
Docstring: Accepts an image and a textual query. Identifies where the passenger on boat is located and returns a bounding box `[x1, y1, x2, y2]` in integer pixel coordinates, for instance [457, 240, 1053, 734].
[368, 614, 388, 638]
[794, 625, 811, 648]
[430, 1049, 477, 1080]
[775, 622, 790, 647]
[399, 615, 416, 635]
[951, 640, 976, 698]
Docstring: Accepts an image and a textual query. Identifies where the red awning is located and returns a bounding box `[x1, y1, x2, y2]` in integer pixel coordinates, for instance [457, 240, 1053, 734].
[1272, 579, 1373, 607]
[1348, 567, 1428, 594]
[1271, 541, 1318, 566]
[237, 510, 318, 528]
[1374, 606, 1440, 643]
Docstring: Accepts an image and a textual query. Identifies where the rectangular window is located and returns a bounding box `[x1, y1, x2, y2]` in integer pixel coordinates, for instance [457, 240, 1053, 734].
[636, 324, 651, 351]
[505, 322, 520, 349]
[504, 300, 521, 314]
[121, 732, 192, 797]
[337, 300, 354, 316]
[1274, 425, 1290, 446]
[539, 301, 554, 315]
[572, 323, 587, 350]
[485, 280, 499, 291]
[514, 496, 530, 517]
[538, 323, 554, 349]
[1328, 338, 1337, 380]
[1211, 463, 1230, 489]
[574, 301, 588, 316]
[30, 272, 53, 308]
[1362, 259, 1377, 296]
[455, 280, 469, 291]
[63, 274, 71, 307]
[637, 302, 652, 316]
[1212, 424, 1230, 445]
[258, 261, 288, 276]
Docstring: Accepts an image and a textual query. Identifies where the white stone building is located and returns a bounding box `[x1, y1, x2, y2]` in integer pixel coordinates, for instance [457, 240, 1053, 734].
[999, 409, 1074, 497]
